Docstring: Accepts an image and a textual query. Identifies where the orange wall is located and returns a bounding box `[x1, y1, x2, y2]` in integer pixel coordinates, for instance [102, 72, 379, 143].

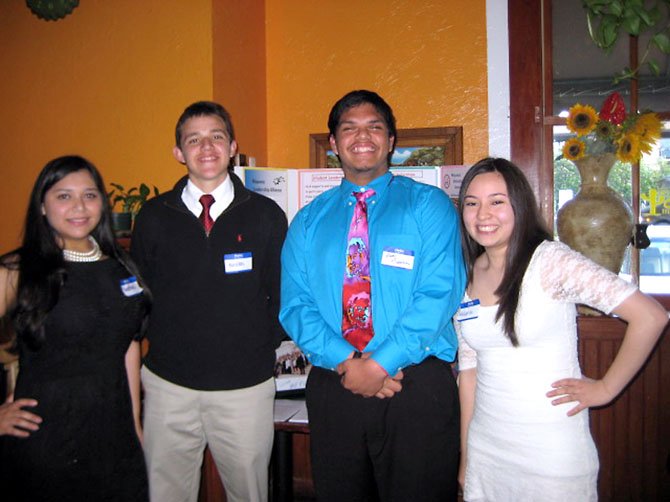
[0, 0, 489, 252]
[0, 0, 213, 251]
[265, 0, 489, 168]
[213, 0, 267, 165]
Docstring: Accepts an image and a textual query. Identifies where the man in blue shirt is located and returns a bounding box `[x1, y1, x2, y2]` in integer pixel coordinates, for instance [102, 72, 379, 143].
[280, 90, 466, 501]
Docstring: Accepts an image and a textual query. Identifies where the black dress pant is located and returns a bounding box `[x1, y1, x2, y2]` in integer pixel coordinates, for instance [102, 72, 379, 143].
[306, 357, 460, 502]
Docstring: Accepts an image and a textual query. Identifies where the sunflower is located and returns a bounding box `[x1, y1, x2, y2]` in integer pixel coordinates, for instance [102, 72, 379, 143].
[566, 104, 599, 137]
[562, 138, 586, 161]
[633, 112, 662, 141]
[594, 120, 615, 142]
[617, 133, 641, 163]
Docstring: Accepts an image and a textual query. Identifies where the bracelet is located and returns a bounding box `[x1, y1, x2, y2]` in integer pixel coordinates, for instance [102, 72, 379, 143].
[353, 351, 363, 359]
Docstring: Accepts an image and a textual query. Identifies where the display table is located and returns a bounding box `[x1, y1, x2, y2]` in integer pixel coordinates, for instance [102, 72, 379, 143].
[273, 418, 311, 502]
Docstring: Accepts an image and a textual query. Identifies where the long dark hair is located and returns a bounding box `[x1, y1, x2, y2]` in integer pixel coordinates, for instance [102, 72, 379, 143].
[458, 158, 552, 346]
[0, 155, 150, 350]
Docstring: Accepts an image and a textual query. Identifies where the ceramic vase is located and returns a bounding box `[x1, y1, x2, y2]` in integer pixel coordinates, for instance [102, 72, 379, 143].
[556, 152, 633, 274]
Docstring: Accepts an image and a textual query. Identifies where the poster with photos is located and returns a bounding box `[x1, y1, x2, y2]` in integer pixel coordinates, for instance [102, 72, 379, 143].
[274, 340, 311, 393]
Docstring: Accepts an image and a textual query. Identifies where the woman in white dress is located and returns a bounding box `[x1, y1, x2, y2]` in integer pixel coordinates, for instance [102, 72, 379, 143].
[455, 157, 668, 501]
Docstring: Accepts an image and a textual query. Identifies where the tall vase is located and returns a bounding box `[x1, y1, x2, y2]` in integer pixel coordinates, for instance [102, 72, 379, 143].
[556, 152, 633, 274]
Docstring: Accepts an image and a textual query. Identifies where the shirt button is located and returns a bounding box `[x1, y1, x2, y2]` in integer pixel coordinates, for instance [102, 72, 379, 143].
[425, 346, 430, 351]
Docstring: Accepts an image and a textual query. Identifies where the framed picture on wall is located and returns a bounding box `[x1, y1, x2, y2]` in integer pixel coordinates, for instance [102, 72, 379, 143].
[309, 126, 463, 169]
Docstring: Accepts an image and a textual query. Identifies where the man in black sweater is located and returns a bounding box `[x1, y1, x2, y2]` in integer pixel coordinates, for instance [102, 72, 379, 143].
[131, 101, 287, 502]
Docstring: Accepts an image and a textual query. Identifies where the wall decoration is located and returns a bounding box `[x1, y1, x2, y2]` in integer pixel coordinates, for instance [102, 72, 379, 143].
[27, 0, 79, 21]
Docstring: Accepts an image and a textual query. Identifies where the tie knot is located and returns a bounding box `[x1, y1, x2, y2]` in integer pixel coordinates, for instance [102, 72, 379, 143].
[354, 189, 375, 203]
[200, 194, 215, 209]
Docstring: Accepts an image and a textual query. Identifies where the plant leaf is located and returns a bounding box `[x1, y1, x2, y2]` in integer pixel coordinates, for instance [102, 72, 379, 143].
[632, 3, 653, 27]
[647, 58, 660, 76]
[609, 0, 624, 17]
[600, 16, 620, 48]
[622, 13, 641, 36]
[651, 32, 670, 53]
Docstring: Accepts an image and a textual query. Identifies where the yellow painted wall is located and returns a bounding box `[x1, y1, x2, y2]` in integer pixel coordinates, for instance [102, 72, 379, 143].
[265, 0, 489, 168]
[0, 0, 489, 252]
[213, 0, 267, 165]
[0, 0, 213, 251]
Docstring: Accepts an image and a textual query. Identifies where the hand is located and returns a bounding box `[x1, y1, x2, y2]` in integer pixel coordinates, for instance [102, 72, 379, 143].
[374, 370, 404, 399]
[458, 459, 466, 492]
[547, 377, 615, 416]
[338, 357, 388, 397]
[0, 394, 42, 438]
[134, 419, 144, 445]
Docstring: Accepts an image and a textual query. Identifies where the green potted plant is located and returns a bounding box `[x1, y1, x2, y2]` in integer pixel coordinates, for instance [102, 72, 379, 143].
[582, 0, 670, 81]
[108, 182, 160, 237]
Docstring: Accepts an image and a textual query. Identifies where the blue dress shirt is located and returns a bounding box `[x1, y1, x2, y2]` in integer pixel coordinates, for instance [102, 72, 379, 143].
[279, 171, 466, 375]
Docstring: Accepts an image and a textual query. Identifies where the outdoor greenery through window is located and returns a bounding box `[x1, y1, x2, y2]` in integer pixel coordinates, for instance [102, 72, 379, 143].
[551, 0, 670, 294]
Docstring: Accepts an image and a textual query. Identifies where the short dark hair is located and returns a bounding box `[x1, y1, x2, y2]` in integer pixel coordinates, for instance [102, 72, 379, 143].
[458, 157, 552, 346]
[175, 101, 236, 147]
[327, 90, 397, 162]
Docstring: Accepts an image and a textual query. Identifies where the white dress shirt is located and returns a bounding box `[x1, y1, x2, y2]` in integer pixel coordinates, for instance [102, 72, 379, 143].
[181, 175, 234, 222]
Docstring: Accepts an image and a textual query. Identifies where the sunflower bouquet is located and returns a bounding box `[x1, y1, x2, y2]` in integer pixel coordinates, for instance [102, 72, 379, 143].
[561, 92, 662, 163]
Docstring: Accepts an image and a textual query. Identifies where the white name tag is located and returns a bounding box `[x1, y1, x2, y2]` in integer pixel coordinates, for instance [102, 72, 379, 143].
[224, 252, 253, 274]
[381, 247, 415, 270]
[120, 276, 143, 297]
[456, 299, 480, 322]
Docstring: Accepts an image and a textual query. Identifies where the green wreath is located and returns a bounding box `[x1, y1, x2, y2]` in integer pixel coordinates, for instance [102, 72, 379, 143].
[27, 0, 80, 21]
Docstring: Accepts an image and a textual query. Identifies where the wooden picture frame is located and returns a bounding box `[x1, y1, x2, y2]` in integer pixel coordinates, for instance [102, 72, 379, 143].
[309, 126, 463, 168]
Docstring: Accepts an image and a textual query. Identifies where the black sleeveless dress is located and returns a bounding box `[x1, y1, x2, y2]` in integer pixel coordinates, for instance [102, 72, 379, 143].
[1, 259, 148, 502]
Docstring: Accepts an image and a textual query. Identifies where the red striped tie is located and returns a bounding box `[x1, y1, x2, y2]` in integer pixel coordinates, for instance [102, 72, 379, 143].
[199, 194, 215, 234]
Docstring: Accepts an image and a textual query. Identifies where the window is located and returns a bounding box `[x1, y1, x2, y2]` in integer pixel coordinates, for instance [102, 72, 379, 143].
[509, 0, 670, 298]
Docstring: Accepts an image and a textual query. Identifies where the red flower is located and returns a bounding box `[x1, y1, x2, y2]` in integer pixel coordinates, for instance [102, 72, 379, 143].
[599, 92, 626, 125]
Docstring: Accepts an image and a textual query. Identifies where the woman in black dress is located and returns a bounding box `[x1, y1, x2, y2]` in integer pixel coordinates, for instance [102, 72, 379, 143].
[0, 156, 150, 501]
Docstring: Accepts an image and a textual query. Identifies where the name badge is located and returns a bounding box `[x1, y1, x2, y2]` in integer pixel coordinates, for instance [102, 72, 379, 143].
[456, 299, 480, 322]
[381, 247, 415, 270]
[120, 276, 143, 297]
[224, 252, 253, 274]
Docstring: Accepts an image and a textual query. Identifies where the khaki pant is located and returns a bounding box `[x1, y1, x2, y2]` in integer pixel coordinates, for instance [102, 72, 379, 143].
[141, 367, 275, 502]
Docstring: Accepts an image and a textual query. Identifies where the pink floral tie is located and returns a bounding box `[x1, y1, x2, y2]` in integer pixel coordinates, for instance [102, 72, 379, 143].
[199, 194, 215, 234]
[342, 189, 375, 351]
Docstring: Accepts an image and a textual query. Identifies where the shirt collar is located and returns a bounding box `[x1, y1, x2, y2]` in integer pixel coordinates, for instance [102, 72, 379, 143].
[339, 171, 393, 202]
[182, 175, 234, 218]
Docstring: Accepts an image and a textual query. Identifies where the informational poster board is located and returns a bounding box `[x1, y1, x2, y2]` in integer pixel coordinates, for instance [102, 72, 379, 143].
[235, 165, 471, 222]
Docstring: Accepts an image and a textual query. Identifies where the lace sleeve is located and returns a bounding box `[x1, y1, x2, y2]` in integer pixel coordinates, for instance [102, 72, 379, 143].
[539, 241, 637, 314]
[455, 318, 477, 370]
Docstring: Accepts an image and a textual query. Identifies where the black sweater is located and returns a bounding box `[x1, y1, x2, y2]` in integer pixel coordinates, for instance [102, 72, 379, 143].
[131, 173, 287, 390]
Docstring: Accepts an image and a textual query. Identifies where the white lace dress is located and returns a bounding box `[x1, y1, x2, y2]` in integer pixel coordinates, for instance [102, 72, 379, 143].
[456, 240, 637, 502]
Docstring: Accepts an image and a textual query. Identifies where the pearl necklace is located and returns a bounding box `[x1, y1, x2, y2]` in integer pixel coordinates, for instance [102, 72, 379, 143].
[62, 237, 103, 262]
